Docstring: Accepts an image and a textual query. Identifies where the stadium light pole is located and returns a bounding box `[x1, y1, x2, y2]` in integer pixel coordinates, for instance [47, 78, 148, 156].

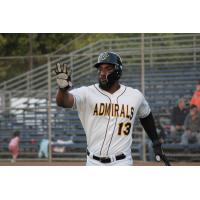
[141, 33, 146, 161]
[47, 55, 52, 163]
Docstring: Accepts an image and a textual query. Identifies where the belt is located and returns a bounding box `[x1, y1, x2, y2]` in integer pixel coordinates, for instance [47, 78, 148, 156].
[87, 150, 126, 163]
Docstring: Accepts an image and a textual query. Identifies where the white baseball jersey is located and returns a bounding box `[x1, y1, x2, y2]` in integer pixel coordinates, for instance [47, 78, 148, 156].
[70, 83, 151, 164]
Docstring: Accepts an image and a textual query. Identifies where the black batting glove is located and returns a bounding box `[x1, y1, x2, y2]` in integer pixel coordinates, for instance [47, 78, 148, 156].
[152, 140, 164, 158]
[152, 140, 171, 166]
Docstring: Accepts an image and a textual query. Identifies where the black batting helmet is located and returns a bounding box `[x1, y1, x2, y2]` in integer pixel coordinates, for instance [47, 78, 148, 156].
[94, 52, 123, 81]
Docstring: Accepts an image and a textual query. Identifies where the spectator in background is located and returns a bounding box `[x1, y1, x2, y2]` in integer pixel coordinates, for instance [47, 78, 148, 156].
[38, 136, 49, 158]
[181, 104, 200, 144]
[170, 98, 189, 143]
[190, 80, 200, 110]
[8, 131, 20, 163]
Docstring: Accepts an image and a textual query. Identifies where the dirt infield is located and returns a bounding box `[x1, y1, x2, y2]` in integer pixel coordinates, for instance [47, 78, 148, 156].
[0, 160, 200, 166]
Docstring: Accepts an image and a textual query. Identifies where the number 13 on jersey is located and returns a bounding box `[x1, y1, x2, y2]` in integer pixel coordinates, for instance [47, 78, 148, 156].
[118, 122, 132, 135]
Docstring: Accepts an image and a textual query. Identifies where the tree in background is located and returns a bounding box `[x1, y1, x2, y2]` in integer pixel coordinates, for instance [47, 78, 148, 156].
[0, 33, 80, 82]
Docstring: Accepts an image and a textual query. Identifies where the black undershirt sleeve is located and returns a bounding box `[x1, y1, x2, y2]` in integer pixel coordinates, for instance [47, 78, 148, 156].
[139, 112, 159, 143]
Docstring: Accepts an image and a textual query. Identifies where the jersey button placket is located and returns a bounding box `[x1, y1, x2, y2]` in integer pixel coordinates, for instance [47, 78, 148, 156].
[106, 98, 118, 155]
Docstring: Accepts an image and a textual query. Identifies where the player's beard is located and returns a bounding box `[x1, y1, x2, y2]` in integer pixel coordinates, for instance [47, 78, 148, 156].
[99, 75, 116, 90]
[99, 70, 120, 90]
[99, 79, 113, 90]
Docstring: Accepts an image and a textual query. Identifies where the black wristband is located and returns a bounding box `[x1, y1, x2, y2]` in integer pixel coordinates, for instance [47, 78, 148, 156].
[59, 86, 70, 92]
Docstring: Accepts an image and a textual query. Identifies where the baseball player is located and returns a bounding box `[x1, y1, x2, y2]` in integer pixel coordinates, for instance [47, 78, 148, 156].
[55, 52, 169, 166]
